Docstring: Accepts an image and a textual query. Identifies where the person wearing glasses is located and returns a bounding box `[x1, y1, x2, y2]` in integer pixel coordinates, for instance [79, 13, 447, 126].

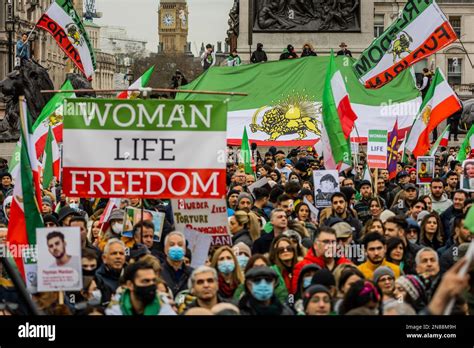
[237, 266, 294, 315]
[291, 226, 352, 293]
[357, 233, 401, 281]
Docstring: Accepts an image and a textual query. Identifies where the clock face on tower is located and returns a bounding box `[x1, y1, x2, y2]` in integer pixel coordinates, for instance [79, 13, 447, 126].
[162, 13, 175, 27]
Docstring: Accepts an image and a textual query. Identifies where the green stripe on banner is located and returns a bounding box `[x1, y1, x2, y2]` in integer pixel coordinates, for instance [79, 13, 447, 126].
[64, 99, 227, 131]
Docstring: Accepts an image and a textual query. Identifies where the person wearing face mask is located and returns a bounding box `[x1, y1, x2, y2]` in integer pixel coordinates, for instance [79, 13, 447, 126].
[238, 266, 294, 315]
[233, 242, 252, 270]
[160, 231, 194, 296]
[210, 246, 243, 301]
[98, 209, 133, 251]
[106, 261, 167, 316]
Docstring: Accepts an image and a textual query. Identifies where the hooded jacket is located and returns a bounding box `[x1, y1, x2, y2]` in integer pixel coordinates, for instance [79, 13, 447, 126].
[291, 248, 351, 293]
[429, 193, 453, 215]
[250, 44, 268, 63]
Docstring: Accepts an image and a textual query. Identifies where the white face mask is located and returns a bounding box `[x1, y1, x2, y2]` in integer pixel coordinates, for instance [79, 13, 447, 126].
[69, 203, 79, 210]
[111, 223, 123, 235]
[91, 289, 102, 304]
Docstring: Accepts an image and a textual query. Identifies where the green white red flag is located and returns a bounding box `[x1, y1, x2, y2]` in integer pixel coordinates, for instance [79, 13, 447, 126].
[37, 0, 96, 78]
[457, 126, 474, 161]
[430, 124, 450, 155]
[405, 68, 461, 157]
[353, 0, 457, 89]
[240, 126, 255, 175]
[321, 52, 356, 169]
[117, 66, 154, 99]
[7, 98, 44, 278]
[42, 126, 61, 189]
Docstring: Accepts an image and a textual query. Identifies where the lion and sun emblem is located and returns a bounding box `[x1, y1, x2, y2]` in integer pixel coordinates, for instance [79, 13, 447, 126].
[249, 94, 321, 141]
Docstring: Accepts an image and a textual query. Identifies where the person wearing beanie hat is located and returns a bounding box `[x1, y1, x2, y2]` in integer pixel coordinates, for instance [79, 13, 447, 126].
[408, 168, 417, 184]
[394, 275, 427, 312]
[355, 180, 386, 226]
[311, 269, 336, 298]
[41, 196, 53, 215]
[238, 266, 294, 315]
[303, 285, 332, 316]
[57, 206, 81, 226]
[373, 266, 396, 303]
[43, 214, 59, 227]
[233, 242, 251, 269]
[237, 192, 254, 213]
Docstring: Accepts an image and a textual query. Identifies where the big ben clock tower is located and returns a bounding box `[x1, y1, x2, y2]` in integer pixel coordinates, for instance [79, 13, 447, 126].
[158, 0, 188, 54]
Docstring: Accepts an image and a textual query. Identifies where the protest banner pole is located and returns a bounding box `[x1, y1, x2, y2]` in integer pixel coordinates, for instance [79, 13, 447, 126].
[374, 168, 378, 197]
[41, 88, 248, 97]
[58, 291, 64, 305]
[458, 38, 474, 69]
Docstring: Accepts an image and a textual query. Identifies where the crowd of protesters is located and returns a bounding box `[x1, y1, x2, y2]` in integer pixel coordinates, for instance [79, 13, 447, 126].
[0, 139, 472, 316]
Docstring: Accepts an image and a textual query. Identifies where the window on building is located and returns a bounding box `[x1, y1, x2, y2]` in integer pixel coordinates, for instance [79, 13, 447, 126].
[448, 58, 462, 85]
[449, 16, 461, 38]
[374, 14, 385, 38]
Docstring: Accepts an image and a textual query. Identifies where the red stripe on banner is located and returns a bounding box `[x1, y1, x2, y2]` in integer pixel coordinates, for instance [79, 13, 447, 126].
[37, 14, 87, 77]
[337, 95, 358, 139]
[365, 22, 457, 89]
[62, 168, 227, 199]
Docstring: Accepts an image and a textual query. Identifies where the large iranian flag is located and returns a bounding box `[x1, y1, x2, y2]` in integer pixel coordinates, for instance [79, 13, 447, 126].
[406, 69, 461, 157]
[321, 53, 356, 169]
[7, 98, 44, 278]
[117, 66, 154, 99]
[176, 56, 421, 146]
[37, 0, 96, 78]
[353, 0, 457, 89]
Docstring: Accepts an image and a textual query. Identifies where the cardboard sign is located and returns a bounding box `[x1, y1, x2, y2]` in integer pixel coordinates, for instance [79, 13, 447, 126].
[37, 227, 82, 292]
[416, 156, 435, 184]
[461, 160, 474, 192]
[183, 228, 213, 269]
[313, 170, 339, 208]
[367, 130, 388, 169]
[123, 207, 166, 240]
[171, 198, 231, 246]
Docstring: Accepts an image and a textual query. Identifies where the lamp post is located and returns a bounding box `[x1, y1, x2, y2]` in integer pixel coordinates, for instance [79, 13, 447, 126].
[124, 57, 133, 86]
[5, 19, 15, 72]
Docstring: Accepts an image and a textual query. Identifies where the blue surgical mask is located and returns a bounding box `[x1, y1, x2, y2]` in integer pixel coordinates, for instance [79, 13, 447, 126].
[250, 280, 274, 301]
[69, 203, 79, 210]
[217, 260, 235, 275]
[168, 246, 184, 261]
[303, 276, 312, 289]
[237, 255, 249, 269]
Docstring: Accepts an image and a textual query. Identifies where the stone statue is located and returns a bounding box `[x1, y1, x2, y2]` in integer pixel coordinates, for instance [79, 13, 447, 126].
[226, 0, 240, 52]
[254, 0, 360, 32]
[66, 73, 96, 98]
[0, 60, 54, 141]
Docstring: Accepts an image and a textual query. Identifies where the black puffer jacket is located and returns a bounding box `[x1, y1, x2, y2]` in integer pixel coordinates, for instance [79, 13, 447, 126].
[160, 261, 194, 297]
[237, 294, 294, 316]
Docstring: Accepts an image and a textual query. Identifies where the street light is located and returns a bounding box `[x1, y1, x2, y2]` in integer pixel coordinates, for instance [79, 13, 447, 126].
[5, 18, 16, 72]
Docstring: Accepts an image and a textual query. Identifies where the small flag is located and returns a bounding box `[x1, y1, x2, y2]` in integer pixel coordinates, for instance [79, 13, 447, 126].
[430, 124, 450, 156]
[387, 120, 399, 180]
[457, 126, 474, 162]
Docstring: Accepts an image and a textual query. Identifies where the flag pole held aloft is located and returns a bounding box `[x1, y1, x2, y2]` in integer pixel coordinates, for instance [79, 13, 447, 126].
[41, 88, 248, 97]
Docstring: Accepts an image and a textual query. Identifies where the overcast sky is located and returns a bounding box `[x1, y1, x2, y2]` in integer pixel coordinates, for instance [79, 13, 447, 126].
[95, 0, 234, 55]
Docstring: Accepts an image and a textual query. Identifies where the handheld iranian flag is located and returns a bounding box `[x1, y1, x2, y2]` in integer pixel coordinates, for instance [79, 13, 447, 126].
[353, 0, 457, 89]
[321, 52, 356, 169]
[42, 126, 61, 189]
[430, 124, 450, 155]
[117, 66, 155, 99]
[7, 98, 44, 278]
[240, 126, 255, 175]
[37, 0, 96, 78]
[457, 126, 474, 161]
[405, 69, 461, 157]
